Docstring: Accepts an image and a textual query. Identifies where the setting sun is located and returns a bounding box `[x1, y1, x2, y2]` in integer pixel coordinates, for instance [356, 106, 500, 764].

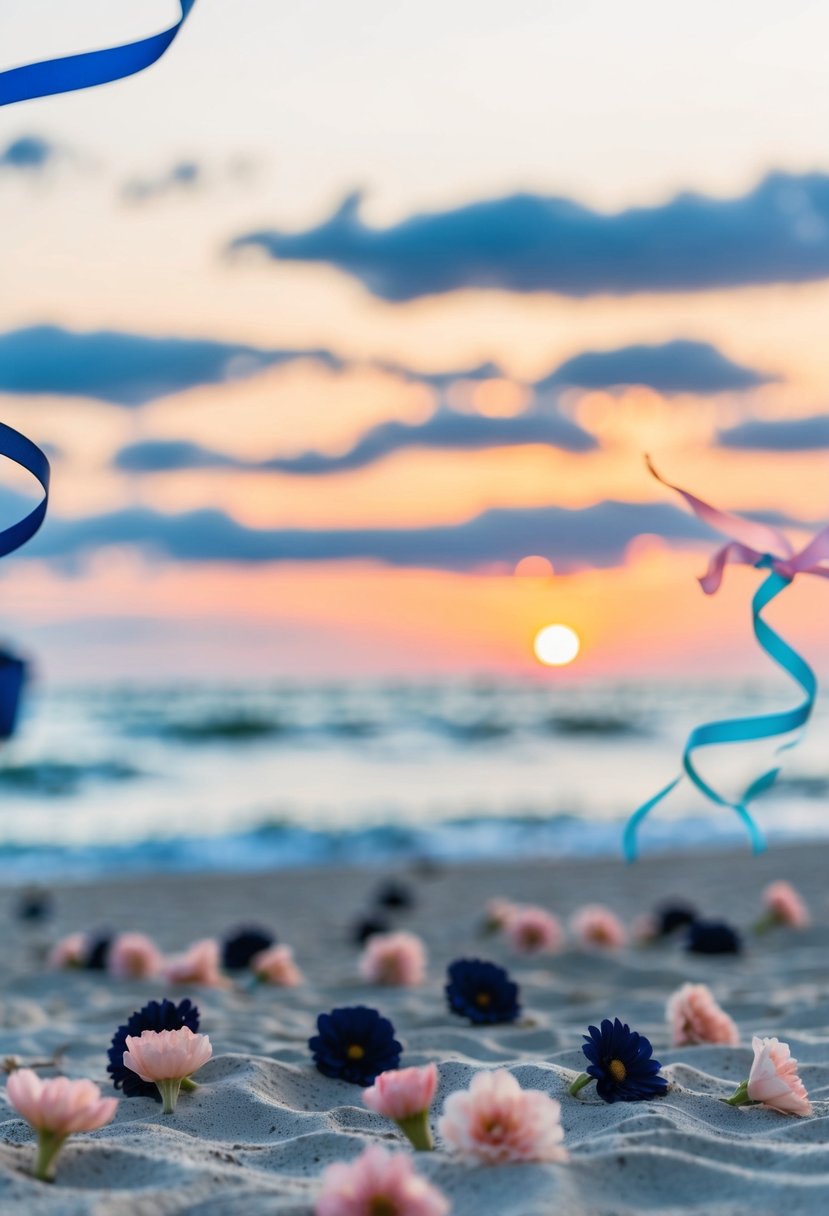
[533, 623, 581, 667]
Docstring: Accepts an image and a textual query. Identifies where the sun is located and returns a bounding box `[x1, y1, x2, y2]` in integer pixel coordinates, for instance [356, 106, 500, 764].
[533, 624, 581, 667]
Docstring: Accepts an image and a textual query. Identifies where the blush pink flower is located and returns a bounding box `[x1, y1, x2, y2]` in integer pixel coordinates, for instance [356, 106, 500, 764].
[6, 1069, 117, 1181]
[438, 1068, 568, 1164]
[359, 931, 427, 986]
[316, 1144, 449, 1216]
[47, 932, 87, 969]
[483, 898, 519, 934]
[666, 983, 739, 1047]
[363, 1064, 439, 1150]
[570, 904, 627, 950]
[123, 1026, 213, 1113]
[505, 906, 564, 955]
[762, 881, 810, 930]
[250, 943, 303, 986]
[108, 932, 163, 980]
[632, 913, 657, 945]
[163, 938, 227, 988]
[746, 1036, 812, 1116]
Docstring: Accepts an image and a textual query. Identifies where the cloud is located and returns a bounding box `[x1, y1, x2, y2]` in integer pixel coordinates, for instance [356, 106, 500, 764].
[0, 326, 343, 406]
[718, 414, 829, 451]
[228, 173, 829, 302]
[0, 134, 62, 173]
[114, 405, 596, 474]
[536, 339, 773, 395]
[24, 498, 711, 572]
[122, 160, 202, 203]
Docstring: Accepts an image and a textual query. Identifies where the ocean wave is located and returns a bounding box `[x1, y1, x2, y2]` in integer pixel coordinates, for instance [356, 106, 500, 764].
[0, 759, 140, 796]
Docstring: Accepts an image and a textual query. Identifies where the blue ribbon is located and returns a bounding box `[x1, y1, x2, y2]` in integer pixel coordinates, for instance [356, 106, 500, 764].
[0, 0, 196, 107]
[0, 2, 197, 565]
[623, 560, 816, 860]
[0, 423, 50, 559]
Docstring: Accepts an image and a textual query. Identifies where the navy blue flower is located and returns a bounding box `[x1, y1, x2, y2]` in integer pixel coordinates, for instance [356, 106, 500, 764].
[445, 958, 521, 1025]
[309, 1006, 402, 1086]
[374, 880, 415, 911]
[221, 926, 275, 971]
[351, 914, 392, 946]
[84, 931, 113, 971]
[107, 998, 200, 1099]
[579, 1018, 667, 1102]
[686, 919, 742, 955]
[656, 901, 697, 937]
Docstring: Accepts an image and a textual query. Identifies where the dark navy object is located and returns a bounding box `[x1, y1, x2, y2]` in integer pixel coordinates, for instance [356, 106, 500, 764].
[686, 919, 742, 955]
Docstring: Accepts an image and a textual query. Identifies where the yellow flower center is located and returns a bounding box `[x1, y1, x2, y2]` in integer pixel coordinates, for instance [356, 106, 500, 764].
[476, 992, 492, 1007]
[347, 1044, 365, 1060]
[609, 1059, 627, 1083]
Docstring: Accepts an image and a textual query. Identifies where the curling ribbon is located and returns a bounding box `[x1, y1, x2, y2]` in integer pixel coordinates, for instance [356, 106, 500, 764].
[0, 1, 197, 107]
[0, 2, 196, 562]
[623, 457, 829, 861]
[0, 423, 50, 559]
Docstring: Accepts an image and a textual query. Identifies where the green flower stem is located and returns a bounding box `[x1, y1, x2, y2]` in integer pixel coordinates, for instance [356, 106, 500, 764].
[568, 1072, 594, 1098]
[752, 912, 776, 935]
[723, 1079, 754, 1107]
[156, 1078, 183, 1115]
[33, 1131, 66, 1182]
[397, 1110, 434, 1151]
[180, 1077, 199, 1093]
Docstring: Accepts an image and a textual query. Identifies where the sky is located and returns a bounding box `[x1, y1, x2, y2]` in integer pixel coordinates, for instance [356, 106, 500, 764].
[1, 0, 829, 683]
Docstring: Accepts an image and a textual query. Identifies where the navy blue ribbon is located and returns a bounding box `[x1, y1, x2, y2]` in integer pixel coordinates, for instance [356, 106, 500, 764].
[0, 1, 196, 107]
[0, 2, 198, 563]
[0, 423, 50, 559]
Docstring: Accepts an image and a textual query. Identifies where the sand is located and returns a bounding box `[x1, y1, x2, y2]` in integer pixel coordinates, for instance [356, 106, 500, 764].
[1, 842, 829, 1215]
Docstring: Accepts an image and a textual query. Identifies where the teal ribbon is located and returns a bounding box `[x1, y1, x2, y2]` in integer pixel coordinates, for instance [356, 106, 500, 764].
[623, 560, 817, 860]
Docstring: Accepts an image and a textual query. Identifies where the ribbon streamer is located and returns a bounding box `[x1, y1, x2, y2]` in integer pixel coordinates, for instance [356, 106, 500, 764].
[0, 423, 50, 559]
[0, 0, 196, 107]
[623, 458, 829, 861]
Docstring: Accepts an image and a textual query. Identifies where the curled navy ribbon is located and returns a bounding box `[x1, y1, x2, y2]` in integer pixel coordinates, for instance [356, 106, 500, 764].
[0, 422, 50, 559]
[0, 0, 196, 107]
[624, 459, 829, 861]
[0, 2, 196, 561]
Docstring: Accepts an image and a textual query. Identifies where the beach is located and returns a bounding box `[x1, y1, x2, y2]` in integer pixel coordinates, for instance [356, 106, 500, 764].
[1, 841, 828, 1214]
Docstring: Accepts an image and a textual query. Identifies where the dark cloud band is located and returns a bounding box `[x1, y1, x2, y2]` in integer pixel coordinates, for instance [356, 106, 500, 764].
[228, 173, 829, 302]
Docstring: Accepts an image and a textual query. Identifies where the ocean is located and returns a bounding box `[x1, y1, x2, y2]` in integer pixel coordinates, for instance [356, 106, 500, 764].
[0, 679, 826, 881]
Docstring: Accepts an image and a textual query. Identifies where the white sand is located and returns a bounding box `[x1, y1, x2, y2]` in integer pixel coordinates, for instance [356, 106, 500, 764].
[1, 843, 829, 1214]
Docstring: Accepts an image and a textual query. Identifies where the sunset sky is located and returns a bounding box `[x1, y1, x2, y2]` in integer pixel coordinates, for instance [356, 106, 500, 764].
[1, 0, 829, 682]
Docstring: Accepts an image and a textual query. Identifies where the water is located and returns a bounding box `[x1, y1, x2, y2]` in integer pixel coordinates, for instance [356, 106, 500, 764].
[0, 679, 827, 880]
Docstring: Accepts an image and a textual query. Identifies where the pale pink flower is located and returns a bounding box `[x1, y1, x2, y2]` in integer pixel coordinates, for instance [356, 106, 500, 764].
[250, 943, 303, 986]
[363, 1065, 438, 1149]
[632, 913, 657, 945]
[438, 1068, 568, 1164]
[48, 932, 87, 969]
[359, 931, 427, 986]
[666, 983, 739, 1047]
[505, 906, 564, 955]
[316, 1144, 449, 1216]
[570, 904, 627, 950]
[483, 898, 518, 933]
[163, 938, 227, 987]
[763, 881, 810, 929]
[747, 1036, 812, 1116]
[108, 932, 163, 980]
[123, 1026, 213, 1114]
[6, 1069, 117, 1181]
